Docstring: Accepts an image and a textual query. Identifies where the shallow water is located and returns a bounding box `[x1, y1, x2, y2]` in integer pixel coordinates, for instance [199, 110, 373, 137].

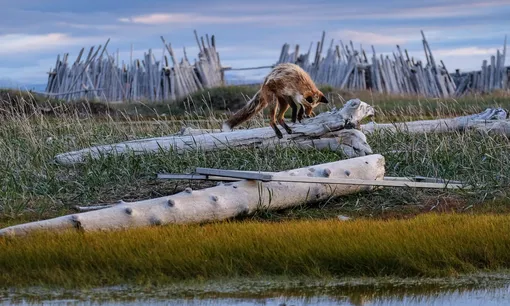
[3, 273, 510, 305]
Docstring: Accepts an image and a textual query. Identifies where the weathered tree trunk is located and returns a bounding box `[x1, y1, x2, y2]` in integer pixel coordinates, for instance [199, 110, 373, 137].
[0, 154, 385, 237]
[54, 98, 376, 165]
[361, 107, 508, 135]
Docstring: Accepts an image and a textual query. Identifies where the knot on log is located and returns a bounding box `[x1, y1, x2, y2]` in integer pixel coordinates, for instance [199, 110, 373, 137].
[71, 215, 83, 230]
[168, 199, 176, 207]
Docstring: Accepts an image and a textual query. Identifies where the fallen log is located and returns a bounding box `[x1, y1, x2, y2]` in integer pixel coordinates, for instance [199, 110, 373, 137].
[180, 107, 510, 137]
[361, 107, 509, 135]
[54, 98, 375, 165]
[0, 154, 385, 237]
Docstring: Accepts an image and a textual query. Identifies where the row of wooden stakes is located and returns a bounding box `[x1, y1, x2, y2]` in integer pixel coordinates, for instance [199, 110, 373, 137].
[43, 30, 509, 102]
[44, 31, 224, 102]
[277, 31, 509, 98]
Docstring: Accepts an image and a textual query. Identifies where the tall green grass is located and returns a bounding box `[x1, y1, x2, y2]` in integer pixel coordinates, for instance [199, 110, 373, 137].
[1, 213, 510, 287]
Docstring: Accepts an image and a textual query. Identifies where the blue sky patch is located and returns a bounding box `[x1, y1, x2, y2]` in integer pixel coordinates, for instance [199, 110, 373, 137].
[0, 0, 508, 87]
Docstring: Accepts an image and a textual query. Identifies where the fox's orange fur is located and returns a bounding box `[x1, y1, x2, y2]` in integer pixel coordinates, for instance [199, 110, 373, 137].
[222, 63, 329, 139]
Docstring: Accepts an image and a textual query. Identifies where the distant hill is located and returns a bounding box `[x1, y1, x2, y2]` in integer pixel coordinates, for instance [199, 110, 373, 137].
[0, 78, 47, 92]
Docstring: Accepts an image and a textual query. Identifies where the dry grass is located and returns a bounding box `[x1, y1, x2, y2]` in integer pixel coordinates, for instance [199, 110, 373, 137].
[2, 213, 510, 288]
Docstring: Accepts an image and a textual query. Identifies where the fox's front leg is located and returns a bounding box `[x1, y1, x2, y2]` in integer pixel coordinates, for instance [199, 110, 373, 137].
[291, 94, 307, 123]
[297, 105, 305, 122]
[289, 99, 298, 124]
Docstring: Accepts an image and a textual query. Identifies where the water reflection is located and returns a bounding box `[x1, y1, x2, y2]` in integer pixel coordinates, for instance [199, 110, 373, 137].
[3, 274, 510, 305]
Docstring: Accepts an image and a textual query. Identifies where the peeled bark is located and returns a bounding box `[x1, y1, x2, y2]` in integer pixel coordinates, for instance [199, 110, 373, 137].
[54, 98, 375, 165]
[0, 154, 385, 237]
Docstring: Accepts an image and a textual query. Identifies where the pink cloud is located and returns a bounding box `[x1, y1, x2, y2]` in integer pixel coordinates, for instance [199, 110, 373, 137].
[0, 33, 104, 54]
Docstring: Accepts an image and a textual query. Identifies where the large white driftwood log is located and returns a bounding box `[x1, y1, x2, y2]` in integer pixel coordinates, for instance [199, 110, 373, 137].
[361, 107, 509, 135]
[54, 98, 375, 165]
[181, 107, 509, 136]
[0, 154, 385, 237]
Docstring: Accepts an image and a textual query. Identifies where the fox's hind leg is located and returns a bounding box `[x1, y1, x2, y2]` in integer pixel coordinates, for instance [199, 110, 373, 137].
[267, 94, 283, 139]
[276, 96, 293, 135]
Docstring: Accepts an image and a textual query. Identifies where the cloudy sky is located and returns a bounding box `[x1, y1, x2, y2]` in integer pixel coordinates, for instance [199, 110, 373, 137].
[0, 0, 509, 87]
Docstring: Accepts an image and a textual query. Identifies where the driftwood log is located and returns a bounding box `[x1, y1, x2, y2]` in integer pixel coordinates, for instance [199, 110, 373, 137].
[361, 107, 509, 135]
[180, 107, 509, 136]
[54, 98, 376, 165]
[0, 154, 385, 237]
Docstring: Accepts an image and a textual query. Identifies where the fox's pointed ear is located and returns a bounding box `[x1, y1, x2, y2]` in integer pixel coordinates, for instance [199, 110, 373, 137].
[319, 94, 329, 104]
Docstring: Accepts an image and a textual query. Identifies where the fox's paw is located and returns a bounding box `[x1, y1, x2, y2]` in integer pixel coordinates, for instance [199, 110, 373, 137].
[274, 129, 284, 139]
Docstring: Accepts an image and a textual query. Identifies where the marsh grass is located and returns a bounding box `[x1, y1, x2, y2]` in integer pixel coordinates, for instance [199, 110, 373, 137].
[2, 213, 510, 287]
[1, 87, 510, 288]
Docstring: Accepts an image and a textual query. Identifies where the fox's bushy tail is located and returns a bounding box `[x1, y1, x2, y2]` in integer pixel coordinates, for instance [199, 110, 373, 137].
[222, 89, 263, 131]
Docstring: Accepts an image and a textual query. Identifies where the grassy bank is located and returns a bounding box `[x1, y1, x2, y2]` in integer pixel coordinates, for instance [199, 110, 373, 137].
[2, 213, 510, 288]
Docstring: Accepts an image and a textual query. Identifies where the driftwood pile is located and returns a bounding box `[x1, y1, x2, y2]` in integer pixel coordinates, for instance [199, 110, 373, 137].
[277, 31, 457, 98]
[451, 36, 508, 96]
[44, 31, 224, 102]
[41, 28, 510, 103]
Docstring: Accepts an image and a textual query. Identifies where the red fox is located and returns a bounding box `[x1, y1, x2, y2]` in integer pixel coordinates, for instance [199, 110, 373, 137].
[221, 63, 329, 139]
